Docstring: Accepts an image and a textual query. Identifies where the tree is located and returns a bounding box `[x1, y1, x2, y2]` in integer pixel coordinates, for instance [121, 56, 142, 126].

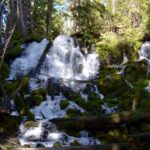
[46, 0, 53, 36]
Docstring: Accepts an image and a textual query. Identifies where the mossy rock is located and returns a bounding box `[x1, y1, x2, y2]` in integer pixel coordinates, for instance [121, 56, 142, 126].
[132, 79, 149, 89]
[60, 100, 69, 110]
[53, 142, 62, 148]
[124, 60, 147, 82]
[74, 97, 86, 108]
[0, 62, 9, 80]
[97, 74, 127, 98]
[24, 121, 39, 128]
[137, 90, 150, 111]
[99, 65, 118, 78]
[62, 89, 81, 100]
[30, 94, 44, 106]
[70, 140, 81, 146]
[66, 108, 82, 118]
[28, 88, 46, 107]
[31, 88, 46, 98]
[88, 92, 99, 100]
[85, 99, 102, 115]
[117, 40, 138, 61]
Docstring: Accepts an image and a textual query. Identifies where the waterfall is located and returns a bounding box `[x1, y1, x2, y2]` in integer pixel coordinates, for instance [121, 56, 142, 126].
[39, 35, 99, 81]
[8, 35, 101, 147]
[122, 52, 128, 64]
[8, 39, 49, 80]
[139, 41, 150, 74]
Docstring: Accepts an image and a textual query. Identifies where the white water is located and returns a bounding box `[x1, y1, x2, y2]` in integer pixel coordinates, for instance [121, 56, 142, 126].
[139, 41, 150, 92]
[139, 41, 150, 61]
[19, 121, 100, 148]
[31, 95, 84, 120]
[8, 39, 49, 80]
[122, 52, 128, 64]
[38, 35, 99, 82]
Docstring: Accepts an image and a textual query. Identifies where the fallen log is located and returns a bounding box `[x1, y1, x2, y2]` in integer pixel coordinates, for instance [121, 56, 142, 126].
[18, 143, 129, 150]
[51, 111, 150, 131]
[131, 132, 150, 141]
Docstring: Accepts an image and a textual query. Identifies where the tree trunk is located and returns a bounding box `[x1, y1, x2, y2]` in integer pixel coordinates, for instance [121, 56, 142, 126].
[0, 0, 3, 37]
[18, 0, 27, 37]
[51, 111, 150, 131]
[18, 143, 129, 150]
[26, 0, 34, 32]
[46, 0, 53, 36]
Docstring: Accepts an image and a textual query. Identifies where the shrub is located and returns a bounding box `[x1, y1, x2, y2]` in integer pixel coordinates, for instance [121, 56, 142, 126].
[60, 100, 69, 110]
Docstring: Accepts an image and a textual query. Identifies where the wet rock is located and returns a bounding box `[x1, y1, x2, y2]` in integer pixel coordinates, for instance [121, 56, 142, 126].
[97, 74, 127, 98]
[124, 60, 147, 82]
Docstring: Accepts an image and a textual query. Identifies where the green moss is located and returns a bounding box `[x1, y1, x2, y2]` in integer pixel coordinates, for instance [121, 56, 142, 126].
[124, 60, 147, 83]
[24, 32, 44, 43]
[3, 81, 19, 94]
[30, 94, 44, 106]
[70, 140, 81, 146]
[20, 76, 29, 93]
[66, 108, 82, 117]
[53, 142, 62, 148]
[60, 100, 69, 110]
[0, 62, 9, 80]
[74, 98, 86, 108]
[99, 66, 118, 78]
[85, 99, 102, 115]
[6, 45, 22, 58]
[6, 31, 23, 60]
[24, 121, 39, 128]
[28, 88, 46, 107]
[97, 74, 127, 98]
[88, 92, 99, 100]
[31, 88, 46, 99]
[133, 79, 149, 88]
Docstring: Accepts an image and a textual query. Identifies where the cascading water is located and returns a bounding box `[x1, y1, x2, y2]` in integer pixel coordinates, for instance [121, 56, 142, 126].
[8, 35, 102, 147]
[8, 39, 49, 80]
[139, 41, 150, 92]
[40, 35, 99, 81]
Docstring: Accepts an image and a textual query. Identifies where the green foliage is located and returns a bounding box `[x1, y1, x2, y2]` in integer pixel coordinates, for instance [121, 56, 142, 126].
[66, 108, 82, 118]
[3, 81, 19, 94]
[60, 100, 69, 110]
[13, 95, 34, 119]
[6, 31, 23, 60]
[70, 1, 106, 39]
